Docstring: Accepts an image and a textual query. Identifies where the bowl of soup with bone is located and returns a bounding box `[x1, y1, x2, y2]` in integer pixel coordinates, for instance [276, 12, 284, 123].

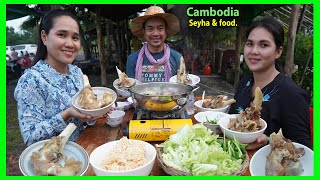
[250, 129, 313, 176]
[219, 87, 267, 144]
[72, 87, 117, 117]
[113, 66, 140, 98]
[219, 89, 267, 143]
[219, 113, 267, 144]
[219, 87, 267, 143]
[194, 95, 236, 113]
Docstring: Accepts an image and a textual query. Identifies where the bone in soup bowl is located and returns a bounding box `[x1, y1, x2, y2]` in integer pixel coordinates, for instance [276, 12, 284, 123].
[72, 87, 117, 117]
[113, 78, 141, 98]
[194, 100, 230, 113]
[218, 114, 267, 144]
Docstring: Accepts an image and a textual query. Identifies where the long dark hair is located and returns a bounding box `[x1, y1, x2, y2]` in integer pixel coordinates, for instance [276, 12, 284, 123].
[245, 16, 284, 72]
[246, 16, 284, 49]
[33, 9, 81, 64]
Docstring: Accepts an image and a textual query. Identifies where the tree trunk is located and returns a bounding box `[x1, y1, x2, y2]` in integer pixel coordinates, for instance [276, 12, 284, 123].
[285, 5, 300, 77]
[120, 20, 127, 68]
[299, 50, 313, 86]
[297, 5, 307, 33]
[116, 21, 123, 69]
[233, 25, 244, 87]
[125, 18, 131, 58]
[106, 19, 112, 70]
[95, 7, 107, 86]
[110, 21, 117, 68]
[211, 27, 216, 71]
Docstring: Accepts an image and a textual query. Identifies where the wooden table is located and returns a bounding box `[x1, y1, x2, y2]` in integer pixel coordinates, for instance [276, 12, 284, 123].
[76, 97, 255, 176]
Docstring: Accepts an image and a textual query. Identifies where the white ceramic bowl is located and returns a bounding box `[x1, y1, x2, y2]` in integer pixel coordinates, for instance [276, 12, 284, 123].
[89, 140, 156, 176]
[106, 110, 125, 127]
[194, 100, 230, 113]
[19, 140, 89, 176]
[194, 111, 230, 134]
[112, 101, 133, 111]
[250, 142, 313, 176]
[72, 87, 117, 117]
[112, 103, 125, 111]
[127, 97, 133, 103]
[113, 78, 140, 98]
[219, 114, 267, 144]
[169, 74, 200, 85]
[127, 97, 137, 108]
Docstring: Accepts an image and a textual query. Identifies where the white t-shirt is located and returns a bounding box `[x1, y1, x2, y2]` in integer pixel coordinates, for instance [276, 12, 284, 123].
[10, 51, 19, 60]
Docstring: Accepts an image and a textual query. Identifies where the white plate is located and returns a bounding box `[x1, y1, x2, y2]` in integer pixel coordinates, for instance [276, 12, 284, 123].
[19, 140, 89, 176]
[250, 142, 313, 176]
[169, 74, 200, 85]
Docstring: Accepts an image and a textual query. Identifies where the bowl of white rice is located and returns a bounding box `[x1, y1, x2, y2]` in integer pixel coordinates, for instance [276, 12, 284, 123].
[89, 137, 156, 176]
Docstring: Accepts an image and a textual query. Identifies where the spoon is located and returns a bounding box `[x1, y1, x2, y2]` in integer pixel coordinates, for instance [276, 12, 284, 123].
[201, 90, 206, 106]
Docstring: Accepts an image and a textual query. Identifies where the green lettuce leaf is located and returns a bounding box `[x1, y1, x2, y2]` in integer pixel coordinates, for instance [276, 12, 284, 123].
[161, 124, 243, 175]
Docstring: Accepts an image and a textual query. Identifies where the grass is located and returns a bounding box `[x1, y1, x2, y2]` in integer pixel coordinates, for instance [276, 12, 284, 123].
[6, 80, 24, 153]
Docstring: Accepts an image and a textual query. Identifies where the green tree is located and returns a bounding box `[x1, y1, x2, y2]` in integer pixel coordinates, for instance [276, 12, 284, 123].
[6, 26, 37, 45]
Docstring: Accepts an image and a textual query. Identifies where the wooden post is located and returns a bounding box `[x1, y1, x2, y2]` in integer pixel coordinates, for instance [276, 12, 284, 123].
[120, 20, 127, 68]
[106, 19, 112, 70]
[297, 5, 307, 33]
[116, 21, 123, 69]
[110, 20, 117, 68]
[95, 7, 107, 86]
[233, 25, 243, 87]
[125, 19, 131, 57]
[211, 27, 216, 72]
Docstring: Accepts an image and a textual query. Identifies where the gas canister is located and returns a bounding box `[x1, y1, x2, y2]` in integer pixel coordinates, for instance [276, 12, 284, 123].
[123, 119, 193, 141]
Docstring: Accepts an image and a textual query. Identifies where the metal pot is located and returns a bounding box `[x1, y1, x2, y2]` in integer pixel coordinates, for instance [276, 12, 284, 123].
[129, 82, 196, 112]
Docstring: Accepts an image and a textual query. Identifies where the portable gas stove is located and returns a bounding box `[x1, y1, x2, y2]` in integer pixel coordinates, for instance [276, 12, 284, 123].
[133, 108, 188, 120]
[125, 108, 192, 141]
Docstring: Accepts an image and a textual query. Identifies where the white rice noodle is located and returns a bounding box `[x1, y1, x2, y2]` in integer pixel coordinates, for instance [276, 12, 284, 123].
[100, 137, 146, 171]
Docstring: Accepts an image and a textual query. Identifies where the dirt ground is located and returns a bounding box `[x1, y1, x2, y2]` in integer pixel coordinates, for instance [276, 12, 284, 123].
[6, 69, 234, 176]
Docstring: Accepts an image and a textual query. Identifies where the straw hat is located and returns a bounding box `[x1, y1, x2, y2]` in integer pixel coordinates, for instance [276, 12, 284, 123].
[131, 6, 180, 38]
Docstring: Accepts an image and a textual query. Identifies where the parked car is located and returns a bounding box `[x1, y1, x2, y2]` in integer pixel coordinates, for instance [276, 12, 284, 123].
[12, 44, 37, 56]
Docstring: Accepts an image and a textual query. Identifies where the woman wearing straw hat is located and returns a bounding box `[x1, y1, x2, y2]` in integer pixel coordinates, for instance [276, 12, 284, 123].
[126, 6, 182, 82]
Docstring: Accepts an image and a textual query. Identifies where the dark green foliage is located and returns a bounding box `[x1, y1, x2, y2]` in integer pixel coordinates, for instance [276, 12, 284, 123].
[6, 26, 38, 46]
[280, 32, 313, 106]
